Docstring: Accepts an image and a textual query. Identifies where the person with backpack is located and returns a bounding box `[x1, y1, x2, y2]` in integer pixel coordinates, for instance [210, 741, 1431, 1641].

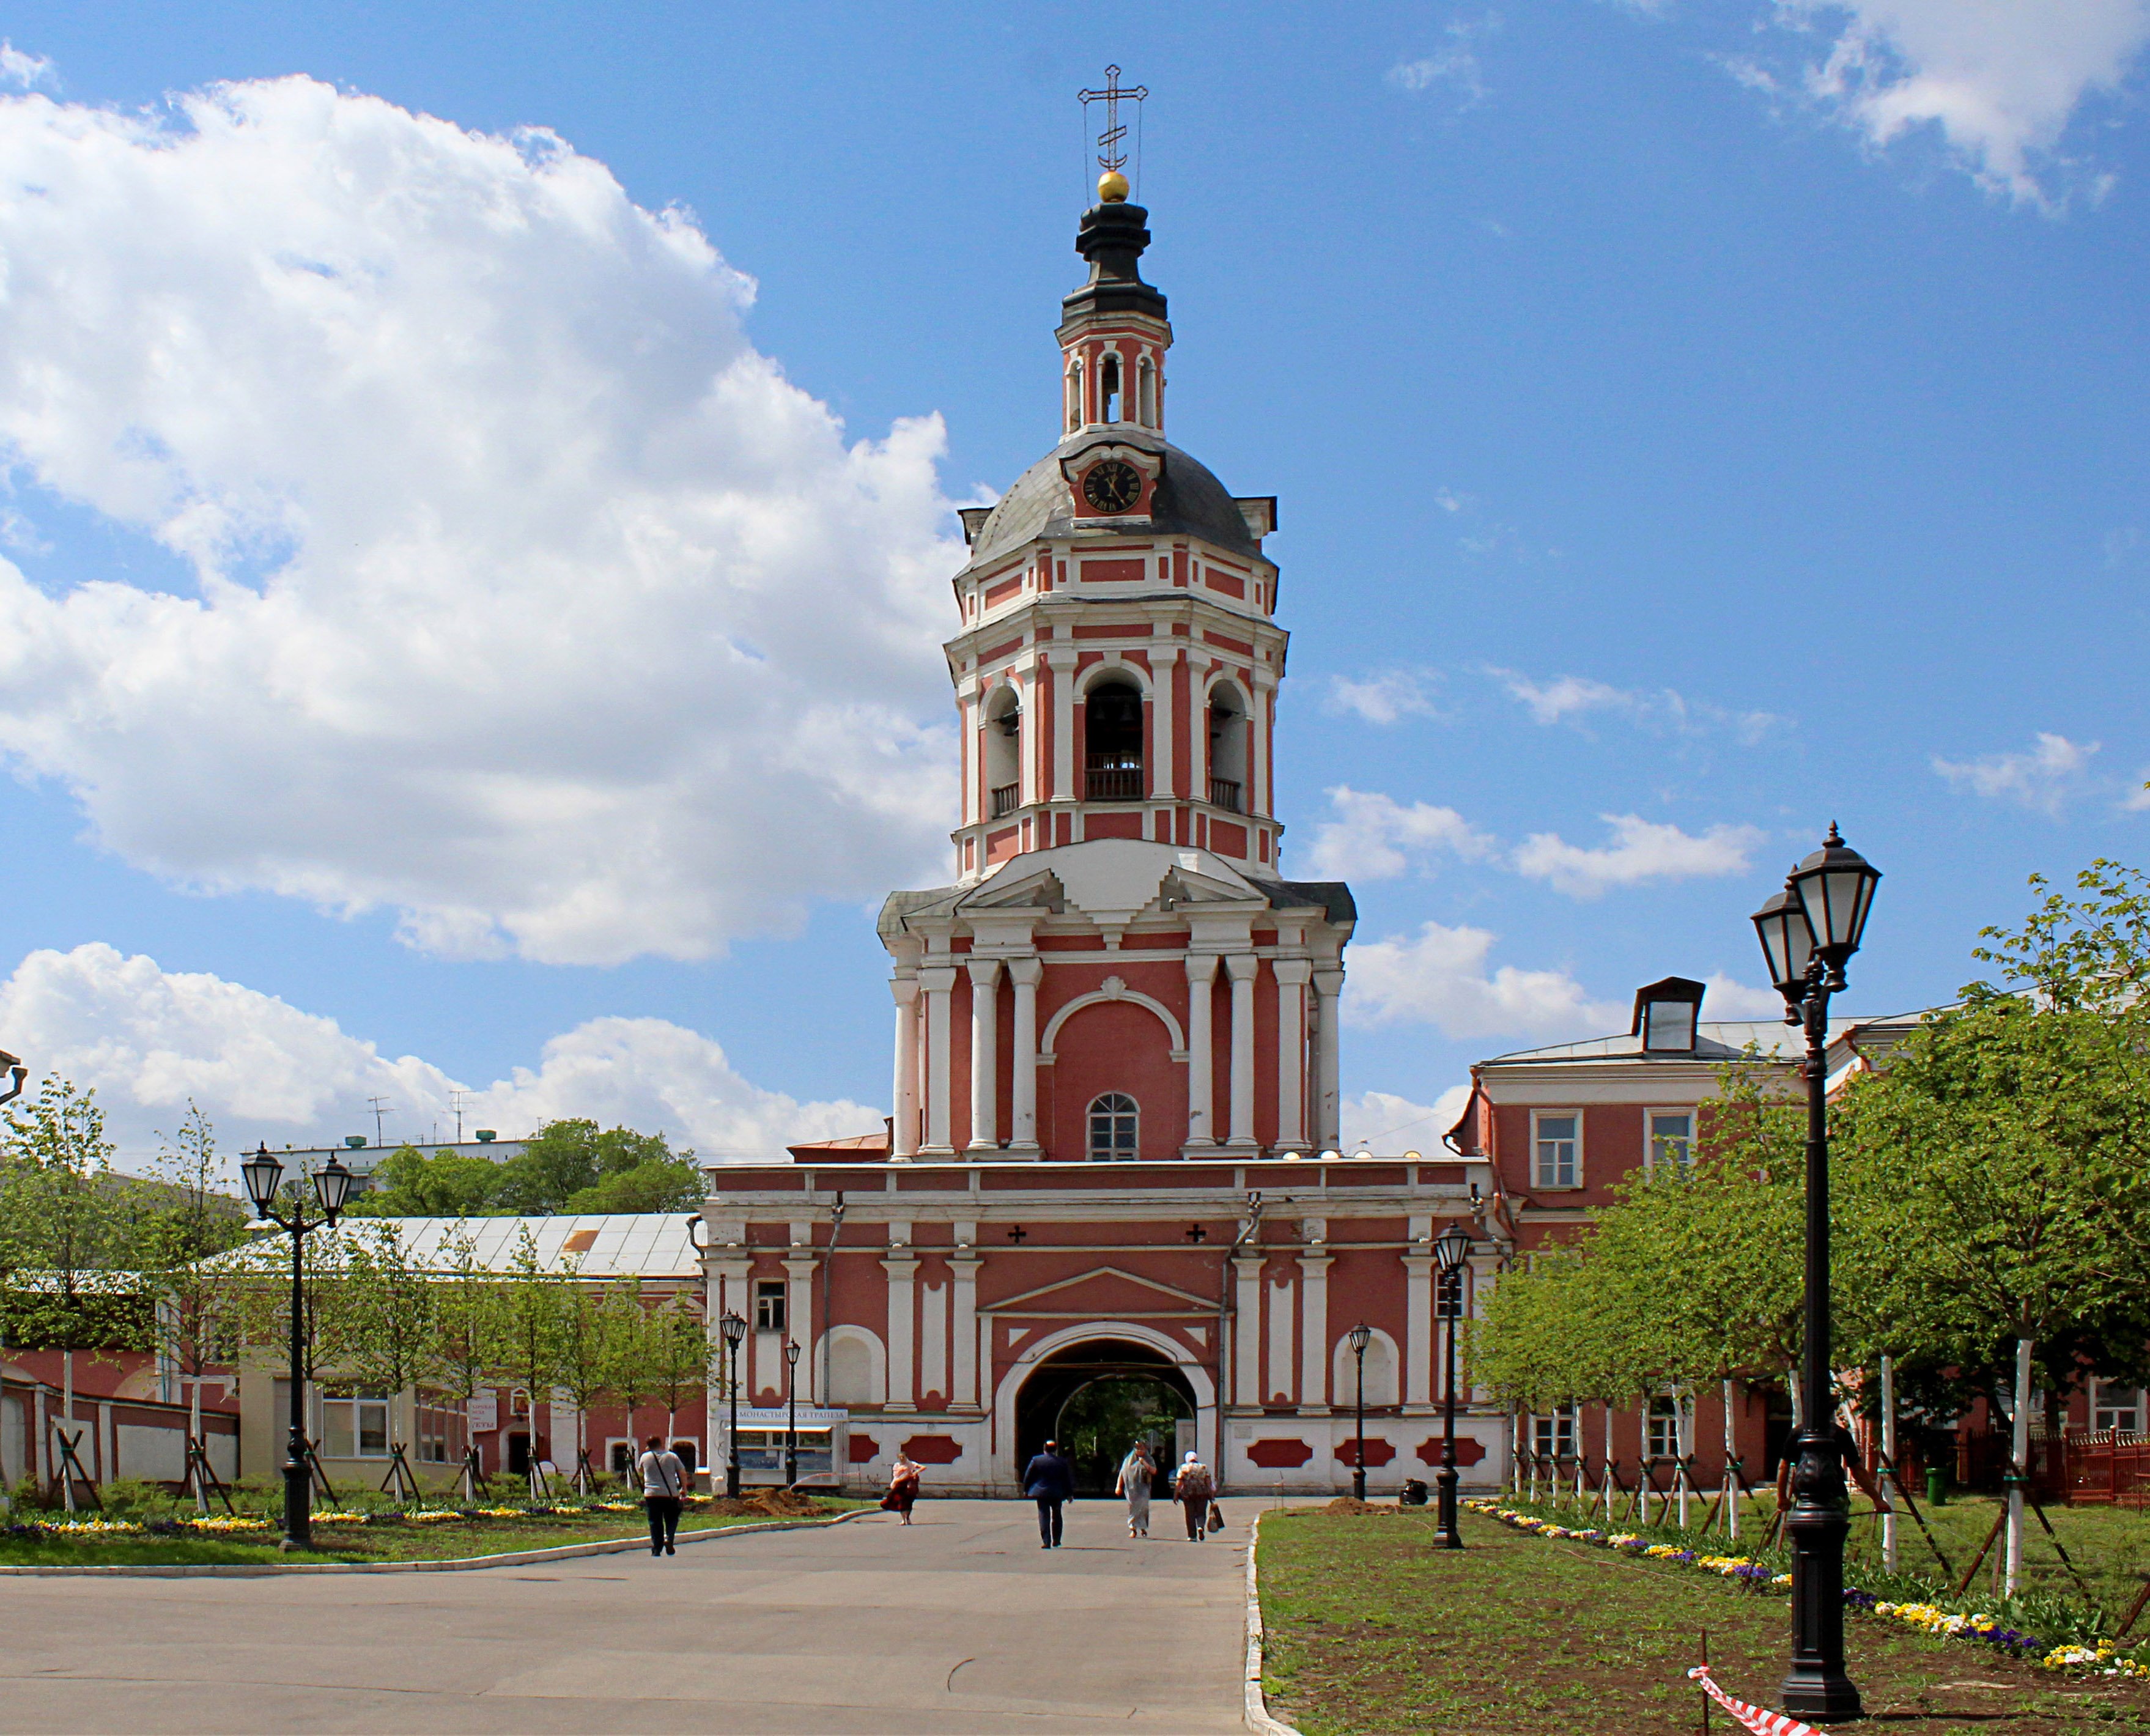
[636, 1435, 687, 1557]
[1173, 1450, 1215, 1542]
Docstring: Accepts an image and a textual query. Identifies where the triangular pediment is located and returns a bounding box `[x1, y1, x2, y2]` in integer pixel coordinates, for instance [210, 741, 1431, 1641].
[986, 1263, 1219, 1314]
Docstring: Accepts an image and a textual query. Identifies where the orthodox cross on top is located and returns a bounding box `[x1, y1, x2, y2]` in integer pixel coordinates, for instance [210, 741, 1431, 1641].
[1078, 64, 1148, 174]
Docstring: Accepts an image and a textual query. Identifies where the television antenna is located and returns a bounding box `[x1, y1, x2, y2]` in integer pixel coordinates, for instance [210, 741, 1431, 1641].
[366, 1096, 394, 1148]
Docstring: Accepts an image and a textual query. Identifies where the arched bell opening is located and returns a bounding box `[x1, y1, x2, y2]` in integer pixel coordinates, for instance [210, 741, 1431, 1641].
[1206, 681, 1249, 814]
[983, 688, 1022, 819]
[1084, 676, 1145, 801]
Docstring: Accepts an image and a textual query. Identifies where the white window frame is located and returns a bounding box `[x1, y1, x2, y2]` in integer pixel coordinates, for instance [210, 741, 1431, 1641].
[1531, 1110, 1582, 1190]
[1531, 1409, 1576, 1460]
[322, 1387, 391, 1460]
[2093, 1381, 2145, 1433]
[1646, 1107, 1695, 1175]
[753, 1279, 788, 1333]
[1087, 1092, 1139, 1161]
[1646, 1392, 1688, 1462]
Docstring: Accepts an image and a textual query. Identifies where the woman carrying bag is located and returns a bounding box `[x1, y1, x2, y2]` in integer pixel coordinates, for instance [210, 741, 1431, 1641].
[882, 1451, 923, 1525]
[1173, 1450, 1216, 1542]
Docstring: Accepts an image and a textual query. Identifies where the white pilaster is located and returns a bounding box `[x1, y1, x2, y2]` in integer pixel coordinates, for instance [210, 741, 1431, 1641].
[966, 958, 1002, 1152]
[1298, 1236, 1331, 1413]
[920, 965, 957, 1156]
[1225, 953, 1260, 1152]
[920, 1279, 948, 1405]
[1266, 1276, 1295, 1404]
[950, 1242, 981, 1409]
[1252, 670, 1276, 818]
[1016, 663, 1039, 805]
[783, 1250, 816, 1403]
[1008, 958, 1042, 1154]
[1313, 968, 1344, 1151]
[891, 975, 921, 1159]
[883, 1232, 918, 1412]
[1047, 646, 1076, 805]
[1184, 953, 1220, 1150]
[1151, 642, 1178, 799]
[1272, 958, 1311, 1153]
[1404, 1228, 1435, 1410]
[1232, 1254, 1264, 1407]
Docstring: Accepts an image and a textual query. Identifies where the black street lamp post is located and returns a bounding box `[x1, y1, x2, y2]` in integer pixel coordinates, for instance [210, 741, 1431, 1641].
[783, 1337, 802, 1488]
[720, 1310, 747, 1499]
[238, 1143, 353, 1553]
[1433, 1222, 1472, 1549]
[1347, 1323, 1372, 1501]
[1752, 824, 1882, 1725]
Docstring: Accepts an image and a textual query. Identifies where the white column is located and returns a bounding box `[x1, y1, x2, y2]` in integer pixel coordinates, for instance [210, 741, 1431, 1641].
[1298, 1243, 1331, 1413]
[951, 1245, 981, 1409]
[891, 975, 920, 1159]
[1312, 969, 1344, 1151]
[1008, 958, 1041, 1153]
[1151, 644, 1178, 799]
[1226, 953, 1260, 1151]
[1232, 1255, 1263, 1407]
[1272, 959, 1311, 1153]
[1047, 647, 1076, 804]
[959, 686, 978, 828]
[783, 1250, 816, 1402]
[1250, 671, 1276, 817]
[1184, 954, 1219, 1150]
[920, 966, 956, 1155]
[1403, 1244, 1435, 1410]
[883, 1238, 918, 1412]
[1016, 663, 1039, 805]
[966, 958, 1002, 1152]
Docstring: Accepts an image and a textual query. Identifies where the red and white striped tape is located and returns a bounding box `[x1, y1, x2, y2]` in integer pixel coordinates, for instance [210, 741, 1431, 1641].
[1686, 1669, 1821, 1736]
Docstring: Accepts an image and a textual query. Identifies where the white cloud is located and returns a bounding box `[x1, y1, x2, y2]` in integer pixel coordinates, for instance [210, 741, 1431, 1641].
[1488, 667, 1782, 742]
[1932, 731, 2100, 813]
[1513, 814, 1767, 898]
[0, 75, 962, 966]
[1338, 1085, 1474, 1156]
[1323, 668, 1442, 725]
[0, 943, 877, 1167]
[1344, 921, 1627, 1039]
[1302, 786, 1497, 881]
[1389, 15, 1499, 108]
[1742, 2, 2150, 207]
[1699, 972, 1792, 1021]
[0, 42, 51, 89]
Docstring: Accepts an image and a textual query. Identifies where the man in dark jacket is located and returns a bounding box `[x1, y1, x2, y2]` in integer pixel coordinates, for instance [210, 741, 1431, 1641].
[1023, 1438, 1076, 1548]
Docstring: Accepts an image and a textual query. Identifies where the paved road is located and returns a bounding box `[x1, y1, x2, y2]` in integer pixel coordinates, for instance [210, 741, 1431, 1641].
[0, 1499, 1250, 1734]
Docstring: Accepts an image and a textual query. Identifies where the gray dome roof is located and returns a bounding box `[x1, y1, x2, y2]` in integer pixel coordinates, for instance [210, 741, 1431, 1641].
[967, 428, 1262, 568]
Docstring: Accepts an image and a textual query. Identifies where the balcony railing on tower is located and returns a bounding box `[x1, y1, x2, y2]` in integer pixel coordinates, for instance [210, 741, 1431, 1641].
[990, 782, 1021, 819]
[1085, 755, 1143, 802]
[1208, 777, 1242, 813]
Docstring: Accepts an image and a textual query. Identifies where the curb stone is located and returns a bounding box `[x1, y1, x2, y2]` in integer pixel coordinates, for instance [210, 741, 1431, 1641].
[0, 1507, 872, 1576]
[1244, 1510, 1303, 1735]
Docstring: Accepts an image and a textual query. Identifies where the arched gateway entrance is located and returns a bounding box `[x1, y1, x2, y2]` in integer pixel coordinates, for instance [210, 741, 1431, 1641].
[1014, 1340, 1197, 1496]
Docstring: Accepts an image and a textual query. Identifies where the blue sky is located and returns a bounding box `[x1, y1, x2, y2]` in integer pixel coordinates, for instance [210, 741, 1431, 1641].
[0, 1, 2146, 1163]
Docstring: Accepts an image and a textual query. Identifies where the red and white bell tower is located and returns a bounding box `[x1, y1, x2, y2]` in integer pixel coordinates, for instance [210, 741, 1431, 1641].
[877, 177, 1355, 1165]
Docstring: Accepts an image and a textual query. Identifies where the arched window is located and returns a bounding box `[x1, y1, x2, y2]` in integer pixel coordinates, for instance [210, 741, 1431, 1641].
[1206, 684, 1247, 813]
[1084, 677, 1145, 800]
[984, 690, 1021, 818]
[1099, 352, 1121, 423]
[1137, 358, 1156, 427]
[1066, 361, 1084, 432]
[1087, 1093, 1139, 1161]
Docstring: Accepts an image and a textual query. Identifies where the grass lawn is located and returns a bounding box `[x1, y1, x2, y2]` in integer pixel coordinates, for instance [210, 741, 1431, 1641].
[0, 1495, 864, 1568]
[1258, 1505, 2150, 1734]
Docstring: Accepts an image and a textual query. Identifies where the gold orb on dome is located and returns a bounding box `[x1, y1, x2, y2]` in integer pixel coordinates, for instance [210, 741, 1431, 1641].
[1097, 169, 1130, 203]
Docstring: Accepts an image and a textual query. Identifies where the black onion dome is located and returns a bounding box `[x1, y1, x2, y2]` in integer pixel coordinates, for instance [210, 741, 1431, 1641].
[967, 427, 1261, 569]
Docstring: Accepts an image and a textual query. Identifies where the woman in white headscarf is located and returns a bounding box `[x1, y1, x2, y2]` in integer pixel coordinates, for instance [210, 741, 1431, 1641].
[1115, 1439, 1156, 1538]
[1173, 1449, 1215, 1542]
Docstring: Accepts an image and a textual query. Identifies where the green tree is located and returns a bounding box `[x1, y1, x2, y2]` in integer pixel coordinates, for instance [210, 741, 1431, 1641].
[348, 1144, 506, 1217]
[552, 1268, 616, 1494]
[492, 1120, 700, 1216]
[600, 1279, 659, 1469]
[494, 1229, 568, 1497]
[338, 1219, 439, 1498]
[426, 1224, 504, 1500]
[646, 1296, 714, 1468]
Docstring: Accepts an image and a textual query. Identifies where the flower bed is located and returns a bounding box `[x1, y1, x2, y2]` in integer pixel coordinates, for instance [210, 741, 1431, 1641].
[1466, 1499, 2149, 1681]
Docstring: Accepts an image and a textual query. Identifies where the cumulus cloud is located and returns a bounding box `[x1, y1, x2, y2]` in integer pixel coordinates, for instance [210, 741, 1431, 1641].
[1702, 2, 2150, 207]
[1488, 667, 1781, 742]
[1302, 786, 1498, 881]
[0, 42, 51, 89]
[1513, 814, 1767, 898]
[1932, 731, 2100, 813]
[1323, 668, 1443, 726]
[0, 943, 877, 1166]
[1699, 972, 1793, 1021]
[0, 75, 962, 966]
[1338, 1084, 1474, 1156]
[1344, 921, 1626, 1039]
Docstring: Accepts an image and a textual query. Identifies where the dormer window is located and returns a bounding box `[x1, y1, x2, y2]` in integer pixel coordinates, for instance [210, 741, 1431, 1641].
[1632, 976, 1707, 1054]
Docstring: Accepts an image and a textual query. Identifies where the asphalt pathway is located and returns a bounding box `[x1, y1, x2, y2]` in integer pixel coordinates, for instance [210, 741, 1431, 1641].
[0, 1499, 1250, 1733]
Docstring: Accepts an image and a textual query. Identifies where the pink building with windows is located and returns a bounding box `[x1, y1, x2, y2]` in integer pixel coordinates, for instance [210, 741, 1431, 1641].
[700, 183, 1499, 1498]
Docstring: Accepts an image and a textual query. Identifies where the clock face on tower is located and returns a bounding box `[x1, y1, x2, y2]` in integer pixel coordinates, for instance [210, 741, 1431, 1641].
[1081, 459, 1143, 515]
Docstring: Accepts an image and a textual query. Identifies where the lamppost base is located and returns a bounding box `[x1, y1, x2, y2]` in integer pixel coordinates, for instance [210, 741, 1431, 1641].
[1433, 1465, 1463, 1548]
[1779, 1671, 1863, 1724]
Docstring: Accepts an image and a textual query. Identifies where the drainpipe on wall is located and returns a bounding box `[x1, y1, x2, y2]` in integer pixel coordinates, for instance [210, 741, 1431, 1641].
[818, 1193, 846, 1408]
[1216, 1191, 1263, 1491]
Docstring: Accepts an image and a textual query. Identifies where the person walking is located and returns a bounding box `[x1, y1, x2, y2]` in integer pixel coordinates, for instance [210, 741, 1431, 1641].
[1023, 1438, 1076, 1549]
[636, 1434, 687, 1557]
[883, 1450, 923, 1524]
[1173, 1449, 1214, 1542]
[1115, 1440, 1156, 1538]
